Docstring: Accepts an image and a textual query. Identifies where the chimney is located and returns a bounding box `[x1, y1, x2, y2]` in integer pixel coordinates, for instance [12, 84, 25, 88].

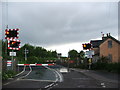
[107, 33, 109, 37]
[102, 33, 107, 40]
[102, 34, 104, 37]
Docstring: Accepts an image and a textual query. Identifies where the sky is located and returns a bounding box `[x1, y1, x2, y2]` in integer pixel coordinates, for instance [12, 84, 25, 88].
[1, 0, 119, 56]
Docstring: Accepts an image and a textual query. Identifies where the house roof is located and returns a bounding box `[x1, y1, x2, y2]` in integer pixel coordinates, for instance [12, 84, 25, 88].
[90, 35, 120, 48]
[100, 35, 120, 45]
[90, 40, 103, 48]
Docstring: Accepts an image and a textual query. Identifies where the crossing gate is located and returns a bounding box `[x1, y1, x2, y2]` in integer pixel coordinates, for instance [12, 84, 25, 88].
[17, 63, 55, 66]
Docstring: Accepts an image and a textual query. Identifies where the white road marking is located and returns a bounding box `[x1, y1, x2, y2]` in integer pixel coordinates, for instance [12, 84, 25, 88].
[44, 66, 58, 82]
[15, 65, 26, 77]
[44, 83, 54, 88]
[3, 82, 10, 85]
[102, 85, 106, 88]
[3, 80, 18, 86]
[19, 79, 56, 82]
[101, 82, 106, 88]
[18, 65, 32, 79]
[101, 83, 105, 86]
[44, 66, 64, 89]
[3, 66, 29, 86]
[72, 78, 90, 80]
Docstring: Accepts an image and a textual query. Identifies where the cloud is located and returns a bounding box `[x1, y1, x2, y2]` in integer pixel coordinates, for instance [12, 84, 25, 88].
[2, 2, 118, 47]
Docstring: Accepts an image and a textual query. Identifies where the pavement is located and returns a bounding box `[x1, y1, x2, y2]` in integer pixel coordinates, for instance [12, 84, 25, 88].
[70, 68, 120, 88]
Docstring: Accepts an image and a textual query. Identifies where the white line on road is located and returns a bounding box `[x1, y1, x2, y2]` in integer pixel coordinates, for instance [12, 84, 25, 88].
[3, 82, 10, 86]
[44, 83, 54, 89]
[15, 65, 26, 77]
[19, 79, 56, 82]
[44, 66, 63, 89]
[3, 65, 32, 86]
[54, 69, 63, 82]
[44, 66, 58, 82]
[18, 65, 32, 79]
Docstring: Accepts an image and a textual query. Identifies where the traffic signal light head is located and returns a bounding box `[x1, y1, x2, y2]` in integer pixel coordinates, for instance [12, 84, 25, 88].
[82, 43, 91, 50]
[10, 41, 20, 48]
[8, 40, 21, 50]
[5, 29, 19, 39]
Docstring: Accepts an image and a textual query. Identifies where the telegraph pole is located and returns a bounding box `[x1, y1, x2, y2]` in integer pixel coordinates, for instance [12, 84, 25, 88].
[24, 48, 28, 61]
[67, 51, 70, 72]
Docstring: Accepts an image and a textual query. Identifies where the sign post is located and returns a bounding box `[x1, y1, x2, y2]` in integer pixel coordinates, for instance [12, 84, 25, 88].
[7, 60, 12, 70]
[85, 50, 94, 69]
[9, 50, 16, 70]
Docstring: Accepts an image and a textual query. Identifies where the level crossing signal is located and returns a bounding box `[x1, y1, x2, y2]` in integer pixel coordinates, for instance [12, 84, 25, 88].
[5, 28, 19, 39]
[5, 28, 21, 50]
[82, 43, 91, 50]
[8, 40, 21, 50]
[9, 41, 20, 48]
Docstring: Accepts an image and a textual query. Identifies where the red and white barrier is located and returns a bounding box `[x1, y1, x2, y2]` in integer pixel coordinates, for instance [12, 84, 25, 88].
[17, 63, 55, 66]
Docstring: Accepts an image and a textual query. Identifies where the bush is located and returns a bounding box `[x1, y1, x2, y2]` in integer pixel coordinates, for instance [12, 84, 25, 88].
[74, 63, 88, 69]
[2, 70, 16, 80]
[92, 62, 120, 73]
[105, 63, 119, 73]
[91, 62, 107, 70]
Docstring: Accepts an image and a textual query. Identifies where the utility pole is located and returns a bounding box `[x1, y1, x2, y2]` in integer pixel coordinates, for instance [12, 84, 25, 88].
[11, 50, 14, 70]
[5, 0, 8, 56]
[24, 48, 28, 61]
[67, 53, 70, 72]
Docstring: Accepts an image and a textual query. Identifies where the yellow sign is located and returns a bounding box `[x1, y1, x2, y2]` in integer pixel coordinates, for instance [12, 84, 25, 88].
[88, 59, 92, 63]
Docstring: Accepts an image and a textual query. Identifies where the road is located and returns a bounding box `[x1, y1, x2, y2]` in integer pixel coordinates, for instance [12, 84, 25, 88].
[2, 64, 119, 90]
[3, 65, 62, 90]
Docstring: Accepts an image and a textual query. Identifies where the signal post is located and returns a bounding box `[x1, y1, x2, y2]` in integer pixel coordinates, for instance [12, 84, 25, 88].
[82, 43, 94, 69]
[5, 28, 21, 70]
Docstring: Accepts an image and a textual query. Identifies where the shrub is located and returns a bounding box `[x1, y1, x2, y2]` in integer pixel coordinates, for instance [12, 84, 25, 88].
[2, 70, 16, 80]
[92, 62, 120, 73]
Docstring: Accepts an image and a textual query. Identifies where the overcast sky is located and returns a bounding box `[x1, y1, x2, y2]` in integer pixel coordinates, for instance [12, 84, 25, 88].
[2, 1, 118, 56]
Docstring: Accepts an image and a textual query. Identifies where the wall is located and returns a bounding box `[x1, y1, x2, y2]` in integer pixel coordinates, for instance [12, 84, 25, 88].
[100, 38, 120, 63]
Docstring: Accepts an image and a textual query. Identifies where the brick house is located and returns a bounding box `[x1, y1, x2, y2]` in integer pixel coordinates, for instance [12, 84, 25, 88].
[90, 33, 120, 63]
[99, 34, 120, 63]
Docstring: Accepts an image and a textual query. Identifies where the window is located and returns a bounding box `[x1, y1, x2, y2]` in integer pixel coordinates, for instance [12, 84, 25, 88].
[108, 40, 112, 48]
[108, 54, 112, 62]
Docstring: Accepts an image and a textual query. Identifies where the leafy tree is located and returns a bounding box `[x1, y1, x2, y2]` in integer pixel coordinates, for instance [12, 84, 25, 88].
[68, 50, 78, 59]
[79, 50, 85, 60]
[51, 51, 57, 58]
[16, 43, 58, 63]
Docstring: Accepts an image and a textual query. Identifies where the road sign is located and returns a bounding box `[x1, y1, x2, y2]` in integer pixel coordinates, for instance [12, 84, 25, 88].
[7, 60, 12, 66]
[85, 55, 92, 58]
[10, 52, 16, 56]
[85, 50, 94, 56]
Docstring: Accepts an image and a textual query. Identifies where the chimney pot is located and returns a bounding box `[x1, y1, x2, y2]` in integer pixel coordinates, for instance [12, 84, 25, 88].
[107, 33, 109, 37]
[102, 34, 104, 37]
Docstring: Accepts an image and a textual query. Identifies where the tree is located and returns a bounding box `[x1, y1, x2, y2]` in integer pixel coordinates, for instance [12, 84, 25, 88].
[79, 51, 85, 60]
[51, 51, 57, 58]
[17, 43, 58, 63]
[68, 50, 78, 59]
